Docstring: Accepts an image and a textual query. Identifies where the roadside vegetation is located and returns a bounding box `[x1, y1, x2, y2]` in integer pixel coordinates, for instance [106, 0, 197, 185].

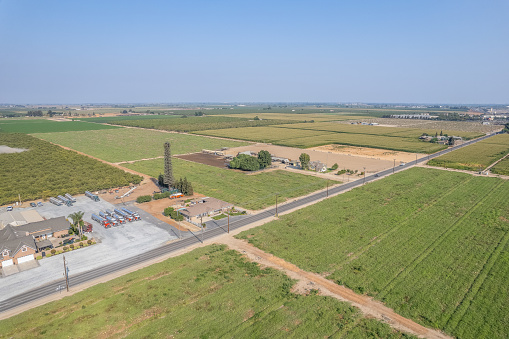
[0, 119, 119, 133]
[124, 158, 328, 210]
[87, 115, 301, 132]
[236, 168, 509, 338]
[0, 245, 413, 338]
[428, 133, 509, 171]
[0, 134, 142, 205]
[33, 128, 249, 163]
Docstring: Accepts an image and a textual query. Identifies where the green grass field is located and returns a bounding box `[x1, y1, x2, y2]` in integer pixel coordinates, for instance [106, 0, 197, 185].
[0, 119, 120, 133]
[33, 128, 249, 163]
[491, 156, 509, 175]
[194, 126, 448, 153]
[124, 158, 328, 210]
[0, 245, 413, 338]
[236, 168, 509, 338]
[0, 134, 142, 205]
[86, 115, 300, 132]
[428, 134, 509, 171]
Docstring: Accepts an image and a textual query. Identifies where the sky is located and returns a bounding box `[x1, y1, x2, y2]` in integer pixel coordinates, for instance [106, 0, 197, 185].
[0, 0, 508, 104]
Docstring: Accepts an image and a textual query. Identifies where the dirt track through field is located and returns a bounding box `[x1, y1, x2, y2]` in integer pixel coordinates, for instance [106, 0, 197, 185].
[217, 237, 452, 339]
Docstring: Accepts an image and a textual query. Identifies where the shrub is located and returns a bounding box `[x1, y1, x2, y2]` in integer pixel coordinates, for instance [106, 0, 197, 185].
[87, 240, 92, 245]
[51, 249, 56, 255]
[164, 207, 184, 221]
[331, 163, 338, 170]
[70, 244, 75, 249]
[63, 246, 68, 251]
[79, 242, 84, 247]
[136, 195, 152, 203]
[153, 191, 171, 200]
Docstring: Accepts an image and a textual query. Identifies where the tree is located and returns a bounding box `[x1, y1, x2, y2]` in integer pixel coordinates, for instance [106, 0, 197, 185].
[502, 123, 509, 134]
[164, 142, 175, 188]
[68, 211, 84, 238]
[440, 130, 443, 136]
[253, 116, 260, 120]
[257, 150, 272, 169]
[299, 153, 310, 170]
[158, 173, 165, 187]
[331, 163, 338, 170]
[229, 154, 260, 171]
[448, 136, 455, 145]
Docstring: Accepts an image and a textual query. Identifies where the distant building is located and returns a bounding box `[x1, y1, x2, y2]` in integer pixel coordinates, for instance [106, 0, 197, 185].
[390, 114, 438, 120]
[308, 160, 327, 172]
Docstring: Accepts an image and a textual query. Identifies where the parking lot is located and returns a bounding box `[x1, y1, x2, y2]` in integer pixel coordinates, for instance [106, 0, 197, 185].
[0, 196, 177, 301]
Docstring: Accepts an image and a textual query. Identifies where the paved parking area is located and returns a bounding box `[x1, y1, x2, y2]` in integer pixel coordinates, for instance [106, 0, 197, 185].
[0, 196, 177, 301]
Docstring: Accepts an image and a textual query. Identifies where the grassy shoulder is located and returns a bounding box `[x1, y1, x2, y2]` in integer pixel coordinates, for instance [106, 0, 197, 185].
[33, 128, 249, 163]
[0, 245, 413, 339]
[236, 168, 509, 338]
[0, 134, 142, 205]
[428, 133, 509, 171]
[124, 158, 329, 210]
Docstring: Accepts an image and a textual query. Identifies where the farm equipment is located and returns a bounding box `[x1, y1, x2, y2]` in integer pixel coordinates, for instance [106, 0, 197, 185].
[116, 186, 137, 200]
[49, 197, 63, 206]
[85, 191, 100, 202]
[121, 207, 141, 220]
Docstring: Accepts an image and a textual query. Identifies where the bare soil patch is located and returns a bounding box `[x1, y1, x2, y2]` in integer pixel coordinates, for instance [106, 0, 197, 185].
[311, 144, 422, 163]
[174, 152, 229, 169]
[225, 143, 393, 173]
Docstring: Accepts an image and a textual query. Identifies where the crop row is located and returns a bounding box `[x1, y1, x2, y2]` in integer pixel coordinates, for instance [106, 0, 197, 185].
[236, 168, 509, 338]
[0, 134, 142, 205]
[124, 158, 328, 210]
[428, 133, 509, 171]
[196, 126, 447, 153]
[93, 115, 302, 132]
[34, 128, 248, 163]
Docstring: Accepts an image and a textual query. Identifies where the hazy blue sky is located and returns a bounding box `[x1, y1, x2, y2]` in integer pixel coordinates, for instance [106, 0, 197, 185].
[0, 0, 507, 104]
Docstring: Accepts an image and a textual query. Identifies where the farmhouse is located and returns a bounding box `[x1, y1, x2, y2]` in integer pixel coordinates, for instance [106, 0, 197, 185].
[308, 160, 327, 172]
[0, 216, 70, 268]
[179, 197, 233, 223]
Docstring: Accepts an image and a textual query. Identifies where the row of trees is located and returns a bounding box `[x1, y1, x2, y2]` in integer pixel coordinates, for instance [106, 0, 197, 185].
[174, 177, 194, 195]
[229, 150, 272, 171]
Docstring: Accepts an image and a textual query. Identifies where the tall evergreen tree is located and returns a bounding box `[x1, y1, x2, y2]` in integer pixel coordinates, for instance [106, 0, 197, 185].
[164, 142, 175, 188]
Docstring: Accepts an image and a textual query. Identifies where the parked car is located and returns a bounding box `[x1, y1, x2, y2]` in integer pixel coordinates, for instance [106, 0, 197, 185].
[37, 202, 43, 207]
[62, 238, 75, 245]
[7, 206, 13, 211]
[30, 202, 37, 207]
[374, 174, 379, 177]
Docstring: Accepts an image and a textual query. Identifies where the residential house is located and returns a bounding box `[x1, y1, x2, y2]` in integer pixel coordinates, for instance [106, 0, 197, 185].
[179, 197, 233, 223]
[308, 160, 327, 172]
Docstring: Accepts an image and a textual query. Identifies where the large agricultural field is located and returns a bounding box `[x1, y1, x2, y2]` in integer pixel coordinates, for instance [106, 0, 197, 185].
[237, 168, 509, 338]
[33, 128, 249, 163]
[0, 118, 120, 133]
[0, 134, 142, 205]
[491, 156, 509, 175]
[195, 126, 449, 153]
[124, 158, 328, 210]
[428, 133, 509, 172]
[0, 245, 412, 338]
[85, 115, 301, 132]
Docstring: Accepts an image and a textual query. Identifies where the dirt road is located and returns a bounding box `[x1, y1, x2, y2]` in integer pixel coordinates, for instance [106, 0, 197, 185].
[217, 236, 451, 339]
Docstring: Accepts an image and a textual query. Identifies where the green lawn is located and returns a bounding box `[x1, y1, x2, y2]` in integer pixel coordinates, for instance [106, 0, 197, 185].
[0, 245, 413, 339]
[33, 128, 249, 163]
[0, 134, 142, 205]
[428, 134, 509, 171]
[124, 158, 329, 210]
[236, 168, 509, 338]
[0, 119, 119, 133]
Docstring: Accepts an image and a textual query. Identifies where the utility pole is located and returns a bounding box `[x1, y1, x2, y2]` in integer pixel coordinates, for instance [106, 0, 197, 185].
[363, 167, 366, 184]
[275, 195, 278, 217]
[177, 210, 181, 239]
[227, 208, 230, 233]
[63, 255, 69, 292]
[393, 159, 396, 173]
[415, 154, 418, 164]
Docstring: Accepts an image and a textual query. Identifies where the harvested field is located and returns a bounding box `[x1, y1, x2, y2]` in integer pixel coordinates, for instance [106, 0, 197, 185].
[311, 145, 422, 163]
[224, 144, 394, 173]
[175, 152, 229, 168]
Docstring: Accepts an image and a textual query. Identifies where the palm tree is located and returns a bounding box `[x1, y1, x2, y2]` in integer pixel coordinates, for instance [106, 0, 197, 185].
[68, 211, 85, 238]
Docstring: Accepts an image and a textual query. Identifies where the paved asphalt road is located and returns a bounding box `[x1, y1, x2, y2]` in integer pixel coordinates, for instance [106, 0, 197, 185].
[0, 133, 498, 314]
